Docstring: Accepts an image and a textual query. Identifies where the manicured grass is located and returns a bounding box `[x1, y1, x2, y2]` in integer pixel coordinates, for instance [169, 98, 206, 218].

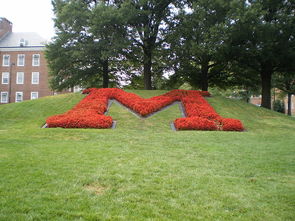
[0, 90, 294, 220]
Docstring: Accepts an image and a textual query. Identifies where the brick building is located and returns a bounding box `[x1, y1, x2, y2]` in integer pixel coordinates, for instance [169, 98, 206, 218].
[0, 17, 53, 104]
[250, 95, 295, 115]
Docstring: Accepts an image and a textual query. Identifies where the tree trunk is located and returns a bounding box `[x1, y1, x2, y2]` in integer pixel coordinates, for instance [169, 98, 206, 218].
[260, 69, 272, 109]
[200, 61, 209, 91]
[102, 59, 109, 88]
[245, 88, 250, 103]
[143, 48, 152, 90]
[287, 93, 292, 116]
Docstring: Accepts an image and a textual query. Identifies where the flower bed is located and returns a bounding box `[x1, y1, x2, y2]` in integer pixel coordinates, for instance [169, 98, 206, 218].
[46, 88, 244, 131]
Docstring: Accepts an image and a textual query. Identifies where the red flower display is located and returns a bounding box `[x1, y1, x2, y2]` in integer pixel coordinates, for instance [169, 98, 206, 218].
[221, 118, 244, 131]
[46, 88, 244, 131]
[174, 117, 218, 131]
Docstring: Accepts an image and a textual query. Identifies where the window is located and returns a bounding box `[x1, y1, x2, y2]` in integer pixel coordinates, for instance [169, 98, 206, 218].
[15, 92, 23, 103]
[17, 54, 25, 66]
[16, 72, 24, 84]
[2, 55, 10, 66]
[32, 54, 40, 66]
[31, 72, 39, 84]
[31, 92, 38, 100]
[2, 72, 9, 84]
[19, 38, 25, 46]
[1, 92, 8, 103]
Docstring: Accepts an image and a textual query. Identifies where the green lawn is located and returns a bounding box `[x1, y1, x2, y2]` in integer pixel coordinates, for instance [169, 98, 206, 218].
[0, 90, 294, 220]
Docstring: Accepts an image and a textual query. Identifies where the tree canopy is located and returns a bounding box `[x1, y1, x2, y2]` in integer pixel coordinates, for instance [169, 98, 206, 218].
[227, 0, 295, 108]
[46, 0, 128, 90]
[46, 0, 295, 111]
[167, 0, 235, 91]
[274, 72, 295, 115]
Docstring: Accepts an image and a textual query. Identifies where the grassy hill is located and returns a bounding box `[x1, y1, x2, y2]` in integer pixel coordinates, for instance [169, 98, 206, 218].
[0, 90, 294, 220]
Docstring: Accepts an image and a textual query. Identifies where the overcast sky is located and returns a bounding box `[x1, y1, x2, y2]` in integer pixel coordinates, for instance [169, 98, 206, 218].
[0, 0, 55, 40]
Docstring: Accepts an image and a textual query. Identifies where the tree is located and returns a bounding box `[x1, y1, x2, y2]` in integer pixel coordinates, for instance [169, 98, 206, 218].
[167, 0, 236, 91]
[228, 0, 295, 109]
[120, 0, 183, 90]
[274, 72, 295, 116]
[90, 2, 129, 87]
[46, 0, 127, 91]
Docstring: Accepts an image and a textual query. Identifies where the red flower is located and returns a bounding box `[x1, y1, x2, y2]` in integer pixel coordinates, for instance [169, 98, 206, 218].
[46, 88, 244, 131]
[221, 118, 244, 131]
[174, 117, 218, 131]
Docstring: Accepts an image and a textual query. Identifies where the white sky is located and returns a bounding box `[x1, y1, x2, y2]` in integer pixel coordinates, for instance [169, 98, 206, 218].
[0, 0, 55, 40]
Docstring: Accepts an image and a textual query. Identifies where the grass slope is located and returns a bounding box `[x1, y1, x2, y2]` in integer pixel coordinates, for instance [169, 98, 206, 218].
[0, 90, 294, 221]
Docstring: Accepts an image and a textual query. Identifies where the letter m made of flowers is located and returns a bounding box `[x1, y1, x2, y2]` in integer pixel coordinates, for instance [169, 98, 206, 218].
[46, 88, 244, 131]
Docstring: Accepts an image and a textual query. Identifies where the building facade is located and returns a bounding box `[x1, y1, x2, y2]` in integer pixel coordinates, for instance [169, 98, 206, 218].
[0, 17, 53, 104]
[250, 95, 295, 115]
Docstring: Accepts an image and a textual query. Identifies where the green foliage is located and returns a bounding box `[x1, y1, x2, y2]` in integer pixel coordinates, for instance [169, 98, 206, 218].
[168, 0, 234, 91]
[273, 99, 285, 113]
[46, 0, 128, 91]
[227, 0, 295, 108]
[273, 72, 295, 115]
[123, 74, 145, 89]
[46, 0, 295, 96]
[120, 0, 184, 89]
[274, 72, 295, 95]
[229, 0, 295, 70]
[179, 82, 194, 90]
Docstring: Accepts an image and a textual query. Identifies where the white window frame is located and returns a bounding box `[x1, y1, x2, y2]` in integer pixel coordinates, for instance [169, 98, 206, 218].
[2, 72, 9, 84]
[15, 92, 23, 103]
[31, 92, 38, 100]
[32, 54, 40, 66]
[0, 92, 9, 103]
[31, 72, 39, 84]
[17, 54, 25, 66]
[16, 72, 24, 84]
[2, 55, 10, 66]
